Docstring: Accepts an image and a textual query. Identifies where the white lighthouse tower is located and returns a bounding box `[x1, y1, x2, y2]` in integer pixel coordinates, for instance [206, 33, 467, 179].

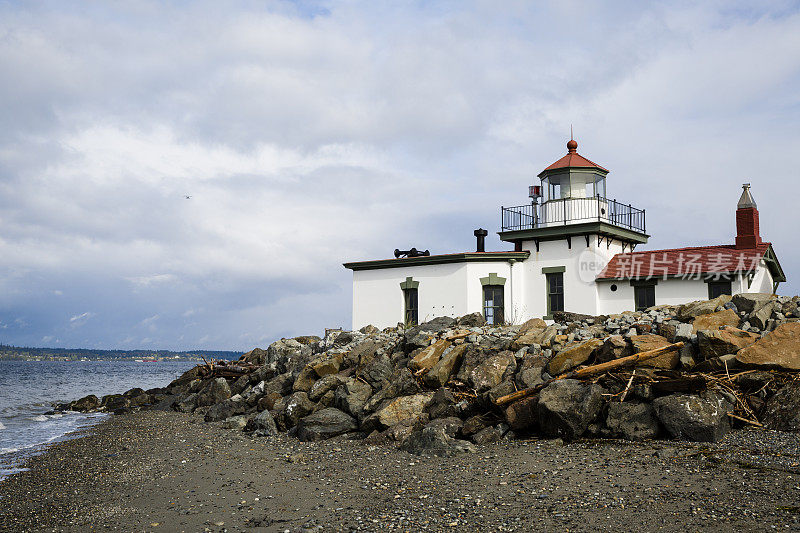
[497, 138, 648, 318]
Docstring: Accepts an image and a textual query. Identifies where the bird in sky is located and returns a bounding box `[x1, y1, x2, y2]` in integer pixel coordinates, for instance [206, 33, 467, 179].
[184, 195, 192, 199]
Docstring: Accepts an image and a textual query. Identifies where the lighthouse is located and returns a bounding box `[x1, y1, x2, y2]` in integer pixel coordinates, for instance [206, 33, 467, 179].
[344, 138, 785, 329]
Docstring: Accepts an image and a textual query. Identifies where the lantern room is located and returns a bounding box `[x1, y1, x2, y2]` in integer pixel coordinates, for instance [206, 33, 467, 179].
[538, 138, 608, 201]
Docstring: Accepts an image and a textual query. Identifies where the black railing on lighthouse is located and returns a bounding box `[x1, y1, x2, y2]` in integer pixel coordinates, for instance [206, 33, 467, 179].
[500, 196, 646, 233]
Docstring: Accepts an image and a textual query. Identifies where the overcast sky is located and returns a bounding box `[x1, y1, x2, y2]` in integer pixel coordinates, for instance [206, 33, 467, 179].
[0, 1, 798, 351]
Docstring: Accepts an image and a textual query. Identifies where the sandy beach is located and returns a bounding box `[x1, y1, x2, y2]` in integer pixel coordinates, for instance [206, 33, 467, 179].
[0, 410, 799, 532]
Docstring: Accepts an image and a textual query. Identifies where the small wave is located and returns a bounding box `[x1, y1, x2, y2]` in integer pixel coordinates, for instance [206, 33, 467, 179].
[30, 415, 48, 422]
[0, 422, 5, 429]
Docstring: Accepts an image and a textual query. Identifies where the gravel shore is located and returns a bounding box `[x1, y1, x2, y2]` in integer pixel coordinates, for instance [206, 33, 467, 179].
[1, 410, 799, 532]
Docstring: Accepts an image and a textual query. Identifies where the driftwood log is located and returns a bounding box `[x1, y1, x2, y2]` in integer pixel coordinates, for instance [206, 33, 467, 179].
[494, 341, 685, 407]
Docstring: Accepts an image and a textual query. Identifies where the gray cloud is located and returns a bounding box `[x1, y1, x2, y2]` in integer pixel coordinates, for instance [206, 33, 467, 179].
[0, 1, 797, 350]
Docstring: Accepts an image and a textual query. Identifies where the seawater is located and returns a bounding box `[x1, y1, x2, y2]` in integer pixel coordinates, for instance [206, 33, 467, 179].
[0, 360, 197, 481]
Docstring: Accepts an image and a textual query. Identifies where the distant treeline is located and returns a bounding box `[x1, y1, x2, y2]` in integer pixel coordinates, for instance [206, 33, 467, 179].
[0, 344, 243, 361]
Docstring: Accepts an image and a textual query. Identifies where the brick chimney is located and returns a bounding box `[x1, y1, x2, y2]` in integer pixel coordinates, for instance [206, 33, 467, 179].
[735, 183, 762, 249]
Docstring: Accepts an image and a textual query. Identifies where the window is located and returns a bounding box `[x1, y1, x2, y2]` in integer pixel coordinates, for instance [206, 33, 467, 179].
[546, 181, 561, 201]
[546, 272, 564, 315]
[403, 288, 418, 326]
[708, 280, 732, 300]
[483, 285, 505, 325]
[634, 284, 656, 311]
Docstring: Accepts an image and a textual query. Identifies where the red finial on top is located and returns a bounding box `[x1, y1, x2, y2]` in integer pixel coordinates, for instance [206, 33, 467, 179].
[567, 138, 578, 152]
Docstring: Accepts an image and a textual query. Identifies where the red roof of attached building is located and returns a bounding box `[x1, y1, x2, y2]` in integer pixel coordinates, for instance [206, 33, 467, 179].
[596, 244, 771, 280]
[539, 139, 609, 175]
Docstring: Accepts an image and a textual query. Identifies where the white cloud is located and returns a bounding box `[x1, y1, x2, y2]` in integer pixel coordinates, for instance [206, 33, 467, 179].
[0, 1, 797, 350]
[69, 312, 95, 328]
[126, 274, 178, 288]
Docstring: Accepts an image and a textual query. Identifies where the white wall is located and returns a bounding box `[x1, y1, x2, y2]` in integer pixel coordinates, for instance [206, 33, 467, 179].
[748, 260, 774, 293]
[595, 265, 775, 315]
[350, 261, 515, 330]
[596, 278, 709, 315]
[518, 237, 625, 317]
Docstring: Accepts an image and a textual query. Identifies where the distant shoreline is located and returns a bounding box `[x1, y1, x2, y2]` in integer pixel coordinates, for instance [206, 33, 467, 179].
[0, 344, 244, 362]
[0, 357, 208, 362]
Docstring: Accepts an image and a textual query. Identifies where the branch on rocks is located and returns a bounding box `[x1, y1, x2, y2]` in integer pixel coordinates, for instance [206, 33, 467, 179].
[727, 412, 763, 427]
[619, 370, 636, 403]
[494, 342, 685, 406]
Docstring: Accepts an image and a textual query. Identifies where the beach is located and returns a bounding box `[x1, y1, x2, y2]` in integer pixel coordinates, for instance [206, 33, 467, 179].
[1, 410, 799, 532]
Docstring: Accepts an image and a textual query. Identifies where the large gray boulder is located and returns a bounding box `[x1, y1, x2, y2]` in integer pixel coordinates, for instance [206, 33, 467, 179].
[360, 354, 393, 390]
[266, 338, 313, 373]
[243, 380, 267, 407]
[469, 351, 516, 392]
[605, 402, 660, 441]
[697, 327, 759, 360]
[596, 335, 631, 363]
[731, 293, 775, 315]
[516, 367, 544, 390]
[546, 338, 603, 375]
[425, 388, 458, 420]
[296, 408, 358, 441]
[263, 373, 294, 397]
[761, 383, 800, 432]
[455, 345, 486, 383]
[472, 424, 507, 445]
[333, 378, 374, 419]
[239, 347, 269, 365]
[361, 393, 433, 433]
[362, 368, 422, 415]
[399, 427, 476, 457]
[204, 395, 247, 422]
[126, 392, 151, 408]
[166, 365, 204, 394]
[652, 392, 733, 442]
[404, 316, 456, 347]
[292, 365, 318, 393]
[248, 363, 277, 385]
[102, 394, 130, 413]
[749, 301, 777, 330]
[308, 374, 346, 402]
[222, 415, 248, 430]
[69, 394, 100, 412]
[457, 312, 486, 327]
[282, 392, 315, 429]
[676, 295, 732, 321]
[424, 417, 464, 438]
[424, 344, 467, 388]
[537, 379, 604, 440]
[195, 378, 231, 407]
[172, 392, 198, 413]
[250, 409, 278, 437]
[504, 396, 539, 431]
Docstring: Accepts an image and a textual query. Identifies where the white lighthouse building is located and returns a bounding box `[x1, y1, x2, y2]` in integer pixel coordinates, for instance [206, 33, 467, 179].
[343, 139, 785, 330]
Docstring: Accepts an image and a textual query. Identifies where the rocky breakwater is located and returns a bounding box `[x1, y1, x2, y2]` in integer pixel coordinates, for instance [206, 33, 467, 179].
[64, 293, 800, 456]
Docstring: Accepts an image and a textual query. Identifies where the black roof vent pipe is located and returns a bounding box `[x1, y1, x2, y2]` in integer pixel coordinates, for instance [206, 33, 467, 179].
[474, 228, 488, 253]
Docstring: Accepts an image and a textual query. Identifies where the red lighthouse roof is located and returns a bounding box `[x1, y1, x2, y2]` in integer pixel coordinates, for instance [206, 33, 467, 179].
[538, 138, 609, 176]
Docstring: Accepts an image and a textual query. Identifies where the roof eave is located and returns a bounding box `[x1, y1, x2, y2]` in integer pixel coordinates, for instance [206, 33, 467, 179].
[343, 251, 530, 271]
[537, 165, 609, 178]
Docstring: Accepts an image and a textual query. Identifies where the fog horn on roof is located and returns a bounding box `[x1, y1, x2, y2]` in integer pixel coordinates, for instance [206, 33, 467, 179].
[394, 248, 430, 258]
